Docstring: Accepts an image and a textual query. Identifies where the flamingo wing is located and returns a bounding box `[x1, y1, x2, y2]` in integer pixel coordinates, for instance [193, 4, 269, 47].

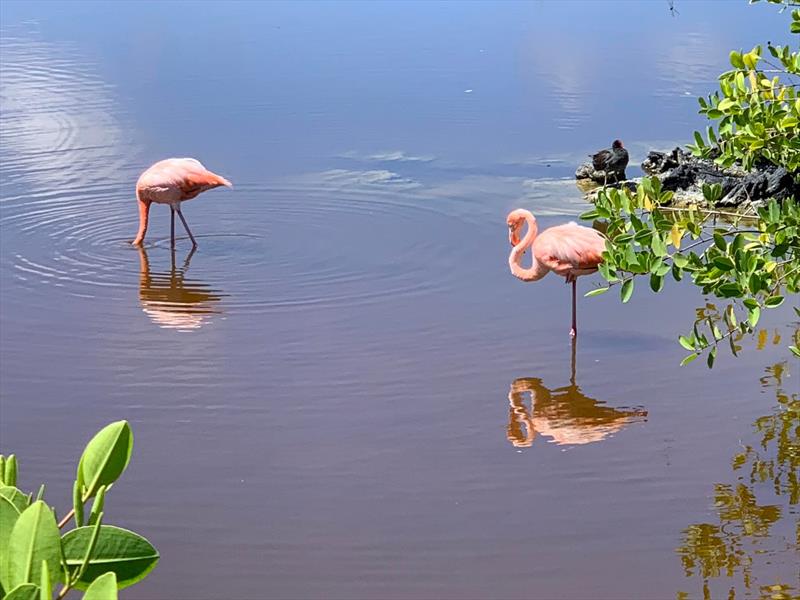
[138, 158, 231, 201]
[533, 223, 606, 276]
[169, 158, 232, 199]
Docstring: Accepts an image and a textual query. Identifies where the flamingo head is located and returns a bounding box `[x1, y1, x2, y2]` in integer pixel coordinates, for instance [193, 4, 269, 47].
[612, 139, 624, 149]
[506, 209, 533, 247]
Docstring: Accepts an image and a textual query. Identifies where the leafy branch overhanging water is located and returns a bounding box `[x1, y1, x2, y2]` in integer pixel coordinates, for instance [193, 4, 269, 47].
[580, 1, 800, 366]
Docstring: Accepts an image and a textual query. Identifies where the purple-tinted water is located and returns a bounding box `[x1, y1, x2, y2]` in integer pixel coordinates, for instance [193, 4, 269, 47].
[1, 2, 797, 598]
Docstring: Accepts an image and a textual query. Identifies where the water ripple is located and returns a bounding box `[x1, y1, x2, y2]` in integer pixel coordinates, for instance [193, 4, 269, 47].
[0, 27, 590, 325]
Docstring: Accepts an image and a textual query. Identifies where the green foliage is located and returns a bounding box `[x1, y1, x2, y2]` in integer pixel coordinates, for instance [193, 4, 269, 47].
[81, 574, 116, 600]
[686, 6, 800, 173]
[3, 585, 40, 600]
[0, 422, 158, 599]
[3, 502, 62, 592]
[76, 421, 133, 502]
[62, 526, 158, 590]
[581, 181, 800, 365]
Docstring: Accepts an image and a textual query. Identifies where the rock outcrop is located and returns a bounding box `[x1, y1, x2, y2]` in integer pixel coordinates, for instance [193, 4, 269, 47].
[577, 146, 797, 208]
[575, 162, 627, 185]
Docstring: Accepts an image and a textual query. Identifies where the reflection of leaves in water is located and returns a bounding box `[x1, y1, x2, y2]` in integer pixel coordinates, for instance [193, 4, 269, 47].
[138, 247, 225, 331]
[676, 359, 800, 599]
[506, 342, 647, 447]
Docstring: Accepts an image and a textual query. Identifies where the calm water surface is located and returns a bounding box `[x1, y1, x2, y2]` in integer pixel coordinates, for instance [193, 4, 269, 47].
[1, 2, 797, 598]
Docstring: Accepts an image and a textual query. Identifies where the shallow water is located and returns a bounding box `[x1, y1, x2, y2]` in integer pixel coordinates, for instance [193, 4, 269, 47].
[1, 2, 797, 598]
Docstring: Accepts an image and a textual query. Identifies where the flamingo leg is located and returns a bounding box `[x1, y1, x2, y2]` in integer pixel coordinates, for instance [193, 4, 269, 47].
[176, 207, 198, 248]
[170, 207, 176, 250]
[570, 278, 577, 338]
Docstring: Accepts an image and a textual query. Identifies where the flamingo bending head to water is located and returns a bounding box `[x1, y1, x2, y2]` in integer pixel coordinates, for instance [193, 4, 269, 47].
[507, 208, 605, 337]
[132, 158, 232, 249]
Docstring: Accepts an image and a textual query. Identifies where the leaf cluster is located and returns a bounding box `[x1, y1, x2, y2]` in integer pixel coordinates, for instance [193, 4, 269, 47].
[581, 180, 800, 366]
[686, 8, 800, 173]
[0, 422, 158, 600]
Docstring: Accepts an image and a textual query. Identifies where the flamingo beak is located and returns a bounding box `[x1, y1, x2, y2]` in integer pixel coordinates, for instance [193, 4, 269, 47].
[508, 225, 519, 247]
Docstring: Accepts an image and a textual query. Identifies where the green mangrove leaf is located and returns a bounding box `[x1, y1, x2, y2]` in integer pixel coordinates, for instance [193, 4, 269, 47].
[0, 487, 29, 514]
[62, 525, 158, 590]
[73, 480, 84, 528]
[672, 253, 688, 268]
[718, 283, 742, 298]
[680, 353, 699, 367]
[615, 233, 634, 245]
[4, 501, 61, 591]
[678, 336, 695, 351]
[649, 273, 664, 293]
[789, 345, 800, 358]
[82, 572, 118, 600]
[748, 306, 761, 328]
[718, 98, 736, 112]
[4, 456, 17, 488]
[0, 495, 21, 589]
[620, 279, 634, 303]
[3, 583, 40, 600]
[764, 295, 784, 308]
[77, 421, 133, 500]
[584, 287, 609, 297]
[651, 233, 667, 257]
[712, 256, 735, 271]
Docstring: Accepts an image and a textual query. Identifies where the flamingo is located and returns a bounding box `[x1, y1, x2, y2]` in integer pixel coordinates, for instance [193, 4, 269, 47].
[507, 208, 605, 337]
[132, 158, 232, 249]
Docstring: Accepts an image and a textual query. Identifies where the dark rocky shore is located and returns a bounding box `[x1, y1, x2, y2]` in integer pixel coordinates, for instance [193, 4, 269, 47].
[576, 147, 797, 209]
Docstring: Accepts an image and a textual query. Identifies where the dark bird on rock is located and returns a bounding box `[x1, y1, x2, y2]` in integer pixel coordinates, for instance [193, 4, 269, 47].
[591, 139, 629, 181]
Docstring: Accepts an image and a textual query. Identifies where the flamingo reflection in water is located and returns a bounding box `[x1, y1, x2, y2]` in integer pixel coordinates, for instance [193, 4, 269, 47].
[137, 247, 225, 331]
[507, 340, 648, 447]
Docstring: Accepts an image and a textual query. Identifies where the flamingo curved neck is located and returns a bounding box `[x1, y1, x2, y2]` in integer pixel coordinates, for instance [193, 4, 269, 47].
[509, 211, 549, 281]
[133, 189, 150, 247]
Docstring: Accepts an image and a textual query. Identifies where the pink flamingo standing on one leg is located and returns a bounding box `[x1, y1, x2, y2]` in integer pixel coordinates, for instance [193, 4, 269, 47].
[507, 209, 605, 337]
[132, 158, 232, 249]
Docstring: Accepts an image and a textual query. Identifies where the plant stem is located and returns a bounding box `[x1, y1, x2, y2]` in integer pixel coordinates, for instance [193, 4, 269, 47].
[770, 265, 800, 295]
[657, 206, 760, 221]
[55, 580, 73, 600]
[58, 508, 75, 529]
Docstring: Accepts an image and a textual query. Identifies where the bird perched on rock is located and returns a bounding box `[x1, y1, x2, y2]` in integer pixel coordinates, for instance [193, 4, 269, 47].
[591, 139, 629, 183]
